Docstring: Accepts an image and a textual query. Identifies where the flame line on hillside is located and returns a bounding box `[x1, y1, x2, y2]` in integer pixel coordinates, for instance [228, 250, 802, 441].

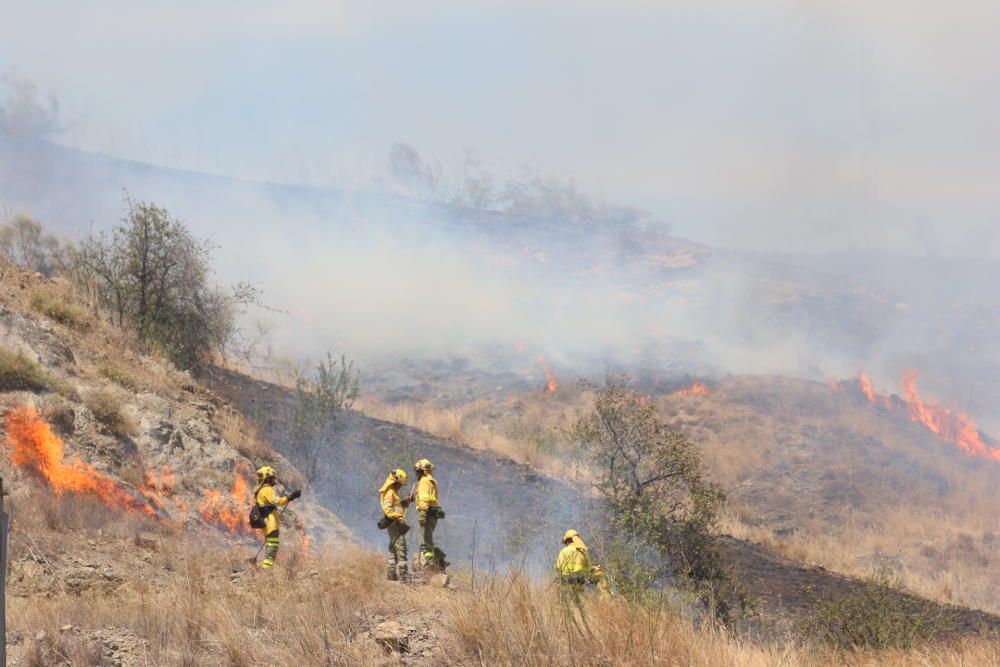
[5, 405, 260, 534]
[4, 406, 159, 516]
[857, 372, 1000, 463]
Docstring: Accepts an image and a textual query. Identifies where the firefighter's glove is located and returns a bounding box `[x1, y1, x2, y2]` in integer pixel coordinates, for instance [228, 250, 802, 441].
[288, 489, 302, 501]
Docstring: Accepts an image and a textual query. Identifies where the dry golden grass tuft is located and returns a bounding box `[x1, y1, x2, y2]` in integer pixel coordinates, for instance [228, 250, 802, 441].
[442, 571, 998, 666]
[29, 286, 92, 331]
[0, 346, 51, 392]
[84, 386, 139, 438]
[215, 406, 274, 462]
[357, 389, 593, 477]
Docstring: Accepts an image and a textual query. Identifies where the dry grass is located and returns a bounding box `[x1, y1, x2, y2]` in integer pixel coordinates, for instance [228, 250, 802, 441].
[721, 505, 1000, 617]
[84, 386, 139, 438]
[215, 406, 274, 462]
[441, 572, 997, 666]
[29, 286, 92, 331]
[98, 364, 142, 392]
[0, 346, 51, 392]
[357, 390, 592, 477]
[9, 485, 998, 667]
[362, 377, 1000, 618]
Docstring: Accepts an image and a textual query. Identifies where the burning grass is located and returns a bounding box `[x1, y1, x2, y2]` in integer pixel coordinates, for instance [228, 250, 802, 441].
[8, 486, 998, 667]
[859, 371, 1000, 462]
[5, 405, 157, 517]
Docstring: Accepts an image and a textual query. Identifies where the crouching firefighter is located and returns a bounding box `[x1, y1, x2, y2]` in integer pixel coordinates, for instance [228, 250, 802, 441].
[555, 529, 606, 599]
[250, 466, 301, 570]
[411, 458, 448, 571]
[379, 468, 411, 581]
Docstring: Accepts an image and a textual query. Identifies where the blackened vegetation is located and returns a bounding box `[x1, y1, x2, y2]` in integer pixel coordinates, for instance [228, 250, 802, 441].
[574, 375, 749, 621]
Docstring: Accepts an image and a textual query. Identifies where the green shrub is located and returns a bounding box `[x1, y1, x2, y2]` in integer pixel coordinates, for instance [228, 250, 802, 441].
[0, 347, 51, 391]
[98, 364, 140, 392]
[85, 387, 138, 438]
[798, 569, 958, 650]
[30, 288, 91, 330]
[573, 374, 750, 621]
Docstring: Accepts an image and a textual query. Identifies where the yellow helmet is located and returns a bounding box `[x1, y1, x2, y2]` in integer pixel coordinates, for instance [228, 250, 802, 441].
[563, 529, 580, 544]
[393, 468, 409, 485]
[256, 466, 277, 482]
[414, 458, 434, 472]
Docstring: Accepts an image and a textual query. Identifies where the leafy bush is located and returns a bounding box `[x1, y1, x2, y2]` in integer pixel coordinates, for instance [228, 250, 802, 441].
[30, 288, 91, 330]
[75, 198, 236, 369]
[85, 387, 138, 437]
[0, 213, 68, 276]
[574, 374, 749, 620]
[0, 347, 51, 391]
[798, 569, 959, 650]
[287, 353, 359, 481]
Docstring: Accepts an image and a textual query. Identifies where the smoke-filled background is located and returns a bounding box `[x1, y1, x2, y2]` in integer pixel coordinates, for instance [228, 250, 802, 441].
[2, 1, 1000, 426]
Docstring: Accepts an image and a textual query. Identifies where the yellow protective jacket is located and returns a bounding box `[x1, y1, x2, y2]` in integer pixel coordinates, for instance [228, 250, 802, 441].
[555, 537, 591, 576]
[379, 475, 405, 520]
[414, 474, 439, 511]
[254, 483, 289, 535]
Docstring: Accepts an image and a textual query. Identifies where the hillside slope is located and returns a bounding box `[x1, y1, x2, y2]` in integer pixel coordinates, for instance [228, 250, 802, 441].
[201, 365, 1000, 634]
[0, 259, 352, 552]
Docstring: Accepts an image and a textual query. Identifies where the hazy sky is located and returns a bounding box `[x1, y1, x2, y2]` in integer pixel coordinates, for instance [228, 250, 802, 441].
[2, 0, 999, 256]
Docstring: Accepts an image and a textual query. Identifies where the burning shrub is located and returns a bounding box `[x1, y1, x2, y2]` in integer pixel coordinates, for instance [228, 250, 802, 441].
[574, 374, 749, 621]
[798, 568, 958, 650]
[0, 346, 51, 391]
[84, 387, 138, 438]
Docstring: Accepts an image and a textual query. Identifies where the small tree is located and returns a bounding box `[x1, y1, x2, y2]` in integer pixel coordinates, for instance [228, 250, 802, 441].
[0, 213, 67, 276]
[574, 375, 747, 620]
[75, 196, 236, 369]
[287, 353, 360, 482]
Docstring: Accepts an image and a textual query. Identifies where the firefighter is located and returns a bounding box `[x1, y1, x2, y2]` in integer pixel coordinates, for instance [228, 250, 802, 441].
[380, 468, 411, 581]
[253, 466, 301, 570]
[555, 529, 592, 590]
[412, 458, 447, 570]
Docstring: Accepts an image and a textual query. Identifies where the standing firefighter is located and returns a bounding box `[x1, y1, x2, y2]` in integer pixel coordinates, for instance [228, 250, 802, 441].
[251, 466, 301, 570]
[379, 468, 411, 581]
[411, 458, 447, 571]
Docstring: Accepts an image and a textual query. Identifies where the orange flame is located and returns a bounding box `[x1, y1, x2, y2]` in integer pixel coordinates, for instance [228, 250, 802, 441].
[198, 464, 254, 536]
[674, 381, 711, 397]
[858, 372, 1000, 462]
[4, 406, 158, 516]
[538, 355, 558, 393]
